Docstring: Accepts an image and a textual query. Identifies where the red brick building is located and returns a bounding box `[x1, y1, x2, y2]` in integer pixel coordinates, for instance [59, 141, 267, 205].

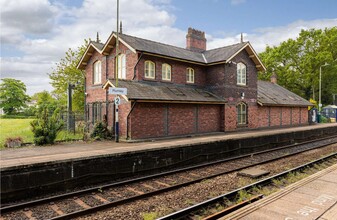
[77, 28, 312, 140]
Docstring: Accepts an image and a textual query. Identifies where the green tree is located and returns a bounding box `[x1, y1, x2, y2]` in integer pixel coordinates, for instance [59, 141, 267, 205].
[49, 40, 88, 112]
[30, 107, 63, 145]
[259, 27, 337, 105]
[0, 78, 30, 115]
[31, 90, 58, 113]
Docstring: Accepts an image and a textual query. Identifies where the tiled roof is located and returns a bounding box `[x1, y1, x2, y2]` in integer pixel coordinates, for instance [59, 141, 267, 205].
[203, 43, 246, 63]
[119, 33, 246, 64]
[119, 34, 205, 63]
[91, 41, 104, 50]
[109, 80, 226, 103]
[257, 80, 312, 107]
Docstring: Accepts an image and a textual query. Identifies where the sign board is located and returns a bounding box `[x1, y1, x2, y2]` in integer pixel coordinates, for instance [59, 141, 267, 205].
[114, 96, 121, 105]
[109, 87, 127, 95]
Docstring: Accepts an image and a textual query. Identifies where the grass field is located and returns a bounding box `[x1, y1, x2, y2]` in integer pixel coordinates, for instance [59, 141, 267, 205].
[0, 118, 83, 148]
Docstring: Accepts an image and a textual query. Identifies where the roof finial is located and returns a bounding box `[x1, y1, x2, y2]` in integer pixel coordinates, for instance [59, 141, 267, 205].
[96, 32, 100, 43]
[240, 33, 243, 43]
[120, 21, 123, 34]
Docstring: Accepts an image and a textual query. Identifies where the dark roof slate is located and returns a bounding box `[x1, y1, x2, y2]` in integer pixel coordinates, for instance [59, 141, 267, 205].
[111, 80, 226, 103]
[120, 34, 206, 63]
[91, 41, 104, 50]
[257, 80, 312, 107]
[203, 43, 246, 63]
[118, 33, 247, 64]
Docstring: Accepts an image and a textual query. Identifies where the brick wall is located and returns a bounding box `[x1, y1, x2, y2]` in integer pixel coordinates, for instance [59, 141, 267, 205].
[248, 105, 259, 129]
[129, 103, 222, 139]
[224, 105, 236, 131]
[257, 106, 308, 128]
[301, 108, 309, 124]
[168, 105, 195, 136]
[281, 107, 291, 125]
[136, 55, 207, 86]
[130, 103, 166, 139]
[198, 105, 222, 133]
[207, 50, 258, 102]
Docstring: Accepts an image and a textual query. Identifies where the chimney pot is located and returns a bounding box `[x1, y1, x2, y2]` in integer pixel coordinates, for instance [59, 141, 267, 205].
[186, 27, 206, 52]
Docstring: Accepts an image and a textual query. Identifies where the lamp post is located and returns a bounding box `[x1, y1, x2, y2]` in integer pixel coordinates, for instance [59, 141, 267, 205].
[319, 63, 330, 113]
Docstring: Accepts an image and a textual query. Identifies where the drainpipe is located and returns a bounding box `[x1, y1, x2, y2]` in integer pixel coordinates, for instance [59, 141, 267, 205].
[132, 52, 143, 80]
[126, 100, 137, 140]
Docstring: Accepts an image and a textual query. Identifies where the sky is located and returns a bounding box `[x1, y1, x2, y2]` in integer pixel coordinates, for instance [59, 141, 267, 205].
[1, 0, 337, 95]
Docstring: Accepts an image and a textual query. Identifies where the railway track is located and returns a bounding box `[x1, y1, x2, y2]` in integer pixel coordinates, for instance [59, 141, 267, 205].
[158, 152, 337, 220]
[1, 135, 337, 220]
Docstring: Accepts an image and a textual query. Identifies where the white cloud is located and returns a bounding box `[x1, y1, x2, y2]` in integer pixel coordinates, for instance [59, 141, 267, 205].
[1, 0, 337, 96]
[208, 18, 337, 52]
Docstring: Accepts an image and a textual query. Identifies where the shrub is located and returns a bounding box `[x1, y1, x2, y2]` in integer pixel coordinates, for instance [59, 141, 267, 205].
[30, 108, 64, 145]
[90, 121, 110, 140]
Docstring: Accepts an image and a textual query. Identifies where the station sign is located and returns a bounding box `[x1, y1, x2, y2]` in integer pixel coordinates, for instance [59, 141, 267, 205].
[114, 96, 121, 105]
[109, 87, 127, 95]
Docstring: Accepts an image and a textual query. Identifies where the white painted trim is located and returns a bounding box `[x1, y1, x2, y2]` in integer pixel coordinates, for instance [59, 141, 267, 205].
[102, 33, 136, 54]
[226, 42, 266, 71]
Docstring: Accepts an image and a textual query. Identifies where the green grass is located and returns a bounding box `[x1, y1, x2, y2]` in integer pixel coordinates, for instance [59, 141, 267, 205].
[0, 118, 83, 148]
[0, 118, 34, 146]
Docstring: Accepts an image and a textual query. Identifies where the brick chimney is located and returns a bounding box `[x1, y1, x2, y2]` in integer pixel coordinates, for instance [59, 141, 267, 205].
[186, 27, 206, 52]
[270, 73, 277, 84]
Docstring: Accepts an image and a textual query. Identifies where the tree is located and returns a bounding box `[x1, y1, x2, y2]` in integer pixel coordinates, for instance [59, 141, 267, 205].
[259, 27, 337, 105]
[31, 90, 58, 113]
[0, 78, 30, 115]
[30, 107, 63, 145]
[49, 40, 89, 112]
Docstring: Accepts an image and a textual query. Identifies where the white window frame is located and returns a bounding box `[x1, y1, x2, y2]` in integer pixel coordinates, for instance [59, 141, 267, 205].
[237, 62, 246, 85]
[162, 63, 171, 81]
[93, 61, 102, 84]
[237, 102, 247, 125]
[145, 60, 155, 79]
[186, 67, 194, 83]
[117, 54, 126, 79]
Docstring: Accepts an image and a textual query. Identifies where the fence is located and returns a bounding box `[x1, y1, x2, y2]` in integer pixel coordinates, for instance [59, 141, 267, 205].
[60, 111, 85, 133]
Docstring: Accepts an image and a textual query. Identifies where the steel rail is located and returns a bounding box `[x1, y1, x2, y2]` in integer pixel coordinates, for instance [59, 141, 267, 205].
[1, 135, 337, 219]
[158, 152, 337, 220]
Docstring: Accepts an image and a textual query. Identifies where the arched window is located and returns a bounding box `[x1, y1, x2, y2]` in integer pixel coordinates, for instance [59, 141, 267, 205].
[186, 67, 194, 83]
[145, 60, 155, 79]
[93, 61, 101, 84]
[237, 62, 246, 85]
[237, 102, 247, 125]
[162, 63, 171, 81]
[117, 54, 126, 79]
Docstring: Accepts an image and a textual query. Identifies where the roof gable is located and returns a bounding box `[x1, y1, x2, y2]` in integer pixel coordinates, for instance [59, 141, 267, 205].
[77, 32, 266, 71]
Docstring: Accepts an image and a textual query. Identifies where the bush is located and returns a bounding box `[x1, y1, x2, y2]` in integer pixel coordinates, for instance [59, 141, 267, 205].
[30, 108, 64, 145]
[90, 121, 110, 140]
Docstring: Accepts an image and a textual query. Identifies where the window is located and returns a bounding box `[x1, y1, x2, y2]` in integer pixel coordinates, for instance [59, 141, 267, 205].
[237, 62, 246, 85]
[145, 60, 155, 79]
[162, 63, 171, 81]
[237, 102, 247, 125]
[117, 54, 126, 79]
[186, 68, 194, 83]
[93, 61, 101, 84]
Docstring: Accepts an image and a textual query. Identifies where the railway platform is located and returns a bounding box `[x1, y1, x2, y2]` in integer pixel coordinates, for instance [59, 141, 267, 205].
[1, 123, 337, 202]
[222, 163, 337, 220]
[1, 123, 337, 169]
